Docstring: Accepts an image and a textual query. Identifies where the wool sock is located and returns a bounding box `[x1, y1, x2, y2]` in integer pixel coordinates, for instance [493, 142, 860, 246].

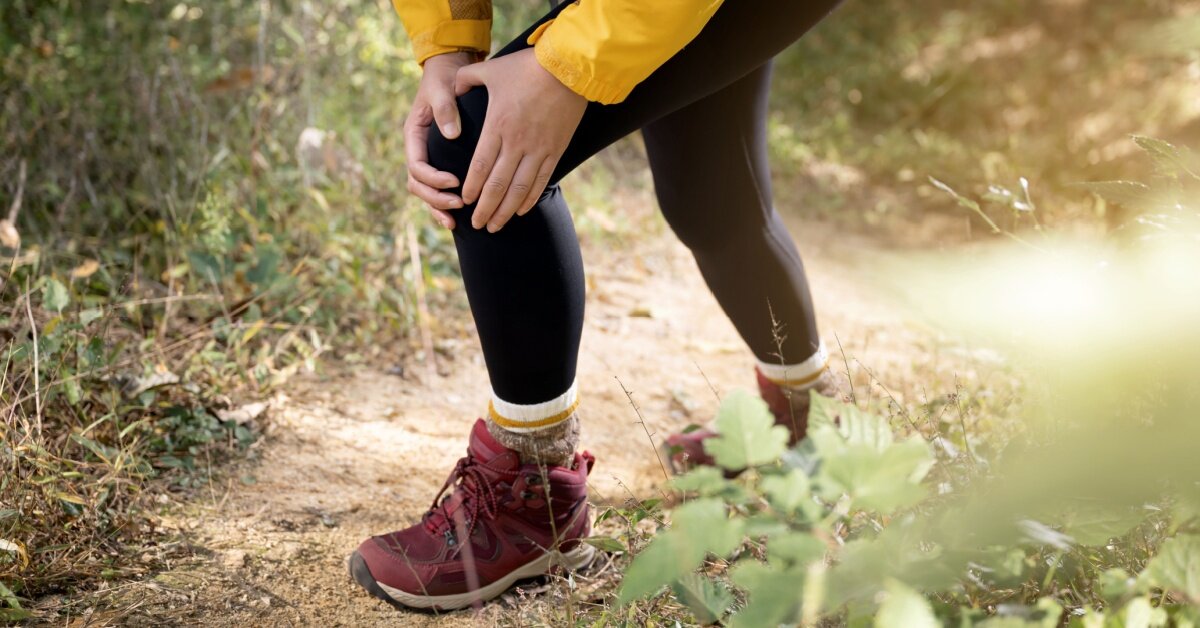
[756, 342, 831, 392]
[484, 382, 581, 467]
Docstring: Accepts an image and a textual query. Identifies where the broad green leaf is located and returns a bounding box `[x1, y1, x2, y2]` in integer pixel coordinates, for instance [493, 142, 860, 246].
[582, 536, 626, 553]
[618, 499, 743, 604]
[807, 399, 931, 513]
[813, 429, 932, 514]
[1119, 596, 1168, 628]
[1174, 488, 1200, 524]
[42, 278, 70, 313]
[704, 390, 789, 470]
[671, 573, 733, 625]
[672, 466, 730, 496]
[1133, 136, 1198, 179]
[79, 307, 103, 326]
[874, 580, 938, 628]
[769, 531, 826, 567]
[1098, 568, 1134, 607]
[761, 468, 812, 516]
[1138, 534, 1200, 602]
[1058, 502, 1147, 546]
[729, 560, 805, 628]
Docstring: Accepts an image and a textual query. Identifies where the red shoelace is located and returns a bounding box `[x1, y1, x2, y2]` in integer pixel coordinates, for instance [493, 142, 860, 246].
[422, 455, 506, 538]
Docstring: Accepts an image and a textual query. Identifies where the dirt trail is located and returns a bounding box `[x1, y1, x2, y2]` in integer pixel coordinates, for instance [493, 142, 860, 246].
[120, 215, 997, 626]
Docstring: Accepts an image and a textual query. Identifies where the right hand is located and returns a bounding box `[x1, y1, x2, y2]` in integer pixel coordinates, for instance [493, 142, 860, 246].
[405, 51, 474, 229]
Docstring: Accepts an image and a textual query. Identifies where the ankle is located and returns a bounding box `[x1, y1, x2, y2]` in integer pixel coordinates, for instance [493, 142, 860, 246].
[486, 413, 580, 467]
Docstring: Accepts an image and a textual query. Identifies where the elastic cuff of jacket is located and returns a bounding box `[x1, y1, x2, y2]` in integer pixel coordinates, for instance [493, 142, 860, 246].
[532, 37, 632, 105]
[411, 20, 491, 65]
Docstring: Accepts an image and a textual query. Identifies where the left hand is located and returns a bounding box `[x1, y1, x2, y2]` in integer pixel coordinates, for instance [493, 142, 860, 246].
[455, 48, 587, 232]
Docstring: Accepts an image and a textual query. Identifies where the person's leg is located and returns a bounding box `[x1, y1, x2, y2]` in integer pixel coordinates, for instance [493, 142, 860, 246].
[353, 0, 846, 610]
[642, 65, 839, 470]
[426, 0, 845, 464]
[642, 62, 822, 369]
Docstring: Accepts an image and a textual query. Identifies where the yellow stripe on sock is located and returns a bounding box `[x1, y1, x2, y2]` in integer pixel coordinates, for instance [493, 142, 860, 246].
[764, 358, 832, 388]
[488, 396, 581, 430]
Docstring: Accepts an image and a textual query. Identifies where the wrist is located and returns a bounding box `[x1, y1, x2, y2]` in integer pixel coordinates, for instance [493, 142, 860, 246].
[423, 50, 477, 69]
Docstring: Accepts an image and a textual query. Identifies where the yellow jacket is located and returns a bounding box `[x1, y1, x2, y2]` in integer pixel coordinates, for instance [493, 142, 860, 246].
[391, 0, 723, 105]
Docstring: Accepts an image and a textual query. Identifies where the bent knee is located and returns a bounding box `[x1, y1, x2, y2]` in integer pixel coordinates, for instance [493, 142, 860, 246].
[425, 87, 489, 184]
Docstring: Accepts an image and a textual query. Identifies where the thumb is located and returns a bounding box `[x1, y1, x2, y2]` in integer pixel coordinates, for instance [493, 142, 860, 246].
[429, 89, 461, 140]
[454, 63, 486, 97]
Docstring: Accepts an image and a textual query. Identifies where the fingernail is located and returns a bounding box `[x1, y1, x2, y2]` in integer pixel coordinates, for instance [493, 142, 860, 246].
[449, 199, 462, 208]
[442, 122, 459, 137]
[487, 223, 499, 233]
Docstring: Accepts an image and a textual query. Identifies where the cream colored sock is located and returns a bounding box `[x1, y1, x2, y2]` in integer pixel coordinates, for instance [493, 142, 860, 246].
[486, 413, 580, 468]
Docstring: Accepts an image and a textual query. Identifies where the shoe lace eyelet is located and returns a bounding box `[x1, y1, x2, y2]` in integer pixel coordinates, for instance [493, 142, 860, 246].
[520, 490, 536, 500]
[526, 475, 542, 485]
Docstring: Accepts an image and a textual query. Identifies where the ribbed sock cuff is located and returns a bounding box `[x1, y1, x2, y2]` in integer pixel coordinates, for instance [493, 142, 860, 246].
[488, 381, 579, 433]
[756, 342, 830, 389]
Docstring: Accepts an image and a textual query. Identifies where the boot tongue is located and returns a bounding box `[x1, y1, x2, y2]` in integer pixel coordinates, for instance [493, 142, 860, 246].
[468, 418, 521, 472]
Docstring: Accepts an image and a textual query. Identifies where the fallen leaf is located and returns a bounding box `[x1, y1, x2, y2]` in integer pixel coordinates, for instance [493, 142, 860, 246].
[0, 219, 19, 248]
[70, 259, 100, 279]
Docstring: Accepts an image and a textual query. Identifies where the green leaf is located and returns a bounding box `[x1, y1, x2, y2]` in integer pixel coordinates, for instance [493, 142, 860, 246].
[0, 581, 29, 620]
[1138, 534, 1200, 602]
[1119, 596, 1169, 628]
[42, 278, 70, 313]
[1057, 502, 1147, 546]
[671, 573, 733, 625]
[875, 580, 938, 628]
[1174, 487, 1200, 524]
[1133, 136, 1198, 179]
[810, 405, 932, 514]
[761, 468, 812, 516]
[1077, 181, 1156, 212]
[618, 499, 743, 604]
[703, 389, 789, 470]
[582, 536, 626, 553]
[728, 560, 805, 628]
[672, 466, 731, 496]
[768, 531, 826, 567]
[79, 307, 103, 326]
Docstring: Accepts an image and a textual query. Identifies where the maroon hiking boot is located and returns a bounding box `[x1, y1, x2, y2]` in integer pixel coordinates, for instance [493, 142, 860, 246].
[663, 368, 838, 473]
[349, 419, 595, 610]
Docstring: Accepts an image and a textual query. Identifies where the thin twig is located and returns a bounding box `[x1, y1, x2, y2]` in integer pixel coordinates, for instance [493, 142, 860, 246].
[693, 360, 720, 403]
[7, 160, 26, 223]
[834, 333, 856, 405]
[615, 376, 671, 486]
[23, 280, 42, 436]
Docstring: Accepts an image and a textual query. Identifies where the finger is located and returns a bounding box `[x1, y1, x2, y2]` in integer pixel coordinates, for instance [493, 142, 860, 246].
[429, 90, 461, 140]
[431, 209, 456, 230]
[516, 156, 556, 217]
[408, 176, 464, 211]
[471, 150, 521, 230]
[405, 114, 460, 189]
[461, 124, 501, 205]
[454, 64, 485, 97]
[488, 156, 542, 232]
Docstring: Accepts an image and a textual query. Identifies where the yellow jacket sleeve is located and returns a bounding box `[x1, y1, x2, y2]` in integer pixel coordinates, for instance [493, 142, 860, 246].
[391, 0, 492, 65]
[529, 0, 725, 105]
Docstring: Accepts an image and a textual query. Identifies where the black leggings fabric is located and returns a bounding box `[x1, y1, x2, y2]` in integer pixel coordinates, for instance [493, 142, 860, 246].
[427, 0, 843, 404]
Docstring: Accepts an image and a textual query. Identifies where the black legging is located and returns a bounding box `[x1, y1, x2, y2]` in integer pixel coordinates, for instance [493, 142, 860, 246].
[427, 0, 843, 405]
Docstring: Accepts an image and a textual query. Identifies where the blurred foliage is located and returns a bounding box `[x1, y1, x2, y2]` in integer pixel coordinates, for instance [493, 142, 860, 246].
[610, 138, 1200, 626]
[0, 0, 473, 607]
[772, 0, 1200, 230]
[1, 0, 1198, 620]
